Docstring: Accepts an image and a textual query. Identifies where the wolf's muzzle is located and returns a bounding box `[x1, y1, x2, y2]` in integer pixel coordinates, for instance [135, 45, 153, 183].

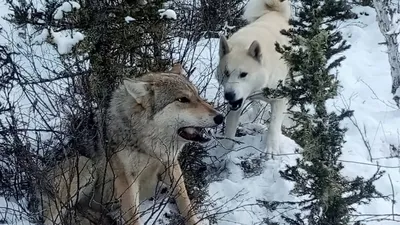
[213, 114, 224, 125]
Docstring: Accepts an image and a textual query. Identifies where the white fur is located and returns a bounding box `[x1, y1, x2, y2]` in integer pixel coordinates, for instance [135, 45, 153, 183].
[243, 0, 291, 23]
[216, 0, 291, 155]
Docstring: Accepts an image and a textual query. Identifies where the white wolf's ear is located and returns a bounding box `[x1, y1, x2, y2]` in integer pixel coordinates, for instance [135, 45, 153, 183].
[219, 35, 230, 58]
[248, 40, 262, 62]
[123, 79, 149, 104]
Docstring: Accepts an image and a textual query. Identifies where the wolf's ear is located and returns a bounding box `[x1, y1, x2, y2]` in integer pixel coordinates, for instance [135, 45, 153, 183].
[168, 63, 186, 76]
[248, 40, 262, 62]
[123, 79, 150, 104]
[219, 35, 230, 58]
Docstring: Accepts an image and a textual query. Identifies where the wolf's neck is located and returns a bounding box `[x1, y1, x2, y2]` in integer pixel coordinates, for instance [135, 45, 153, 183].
[108, 122, 184, 161]
[139, 131, 186, 161]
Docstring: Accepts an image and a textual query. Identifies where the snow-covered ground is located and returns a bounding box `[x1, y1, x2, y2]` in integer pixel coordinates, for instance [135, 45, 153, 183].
[0, 2, 399, 225]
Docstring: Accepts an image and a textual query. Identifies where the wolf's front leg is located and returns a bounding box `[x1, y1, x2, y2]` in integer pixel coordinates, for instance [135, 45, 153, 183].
[114, 175, 141, 225]
[265, 98, 288, 157]
[163, 163, 202, 225]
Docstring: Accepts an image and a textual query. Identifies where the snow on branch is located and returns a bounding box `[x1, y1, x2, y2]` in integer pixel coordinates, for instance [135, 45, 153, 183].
[32, 29, 49, 45]
[125, 16, 136, 23]
[54, 1, 81, 20]
[50, 29, 85, 55]
[158, 9, 177, 20]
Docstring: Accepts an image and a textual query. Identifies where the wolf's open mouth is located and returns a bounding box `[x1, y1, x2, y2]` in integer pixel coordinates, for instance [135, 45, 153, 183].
[178, 127, 211, 143]
[229, 98, 243, 111]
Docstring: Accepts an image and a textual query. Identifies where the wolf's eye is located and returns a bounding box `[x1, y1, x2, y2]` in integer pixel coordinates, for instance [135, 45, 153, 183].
[177, 97, 190, 103]
[240, 72, 248, 78]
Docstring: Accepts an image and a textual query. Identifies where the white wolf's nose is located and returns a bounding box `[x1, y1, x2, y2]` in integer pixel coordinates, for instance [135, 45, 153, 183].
[224, 92, 236, 101]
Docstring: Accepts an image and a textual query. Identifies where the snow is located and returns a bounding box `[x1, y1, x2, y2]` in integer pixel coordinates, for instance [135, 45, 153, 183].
[50, 29, 85, 55]
[1, 1, 400, 225]
[158, 9, 177, 20]
[53, 1, 81, 20]
[125, 16, 136, 23]
[32, 28, 49, 44]
[169, 38, 224, 105]
[0, 197, 31, 225]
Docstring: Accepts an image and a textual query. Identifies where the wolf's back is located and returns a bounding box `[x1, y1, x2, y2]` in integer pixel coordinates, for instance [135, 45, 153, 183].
[243, 0, 291, 23]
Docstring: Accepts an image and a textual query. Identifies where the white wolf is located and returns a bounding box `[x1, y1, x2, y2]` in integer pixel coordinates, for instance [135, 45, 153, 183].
[216, 0, 291, 155]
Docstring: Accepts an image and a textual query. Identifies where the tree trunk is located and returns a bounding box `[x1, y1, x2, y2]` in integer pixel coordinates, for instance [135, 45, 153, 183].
[373, 0, 400, 107]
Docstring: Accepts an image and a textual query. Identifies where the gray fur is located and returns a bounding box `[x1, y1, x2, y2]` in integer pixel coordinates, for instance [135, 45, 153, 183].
[38, 68, 221, 225]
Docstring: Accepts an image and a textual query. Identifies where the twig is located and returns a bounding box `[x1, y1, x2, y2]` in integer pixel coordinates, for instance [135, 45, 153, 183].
[388, 174, 396, 220]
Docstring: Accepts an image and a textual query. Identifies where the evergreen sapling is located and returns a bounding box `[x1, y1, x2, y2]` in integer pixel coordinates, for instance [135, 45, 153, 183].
[259, 1, 386, 224]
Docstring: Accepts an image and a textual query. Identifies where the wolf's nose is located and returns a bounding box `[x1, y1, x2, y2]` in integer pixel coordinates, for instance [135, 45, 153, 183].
[213, 114, 224, 125]
[224, 92, 235, 101]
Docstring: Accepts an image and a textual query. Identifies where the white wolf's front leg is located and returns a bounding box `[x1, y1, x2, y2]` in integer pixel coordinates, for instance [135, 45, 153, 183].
[220, 107, 243, 151]
[265, 98, 288, 157]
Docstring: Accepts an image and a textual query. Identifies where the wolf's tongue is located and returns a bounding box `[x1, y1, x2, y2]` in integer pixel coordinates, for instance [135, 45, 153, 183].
[184, 127, 198, 136]
[178, 127, 211, 143]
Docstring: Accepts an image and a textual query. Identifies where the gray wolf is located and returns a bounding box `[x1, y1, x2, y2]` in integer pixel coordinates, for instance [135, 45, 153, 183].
[39, 64, 223, 225]
[216, 0, 291, 155]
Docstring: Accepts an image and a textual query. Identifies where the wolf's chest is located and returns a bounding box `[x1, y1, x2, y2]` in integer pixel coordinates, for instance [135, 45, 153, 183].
[137, 161, 167, 200]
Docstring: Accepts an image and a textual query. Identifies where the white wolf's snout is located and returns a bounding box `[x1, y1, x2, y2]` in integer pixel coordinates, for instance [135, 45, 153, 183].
[223, 83, 246, 102]
[224, 91, 244, 111]
[223, 80, 255, 111]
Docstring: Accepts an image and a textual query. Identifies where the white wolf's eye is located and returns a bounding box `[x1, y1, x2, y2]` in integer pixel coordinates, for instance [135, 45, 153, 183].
[240, 72, 248, 78]
[177, 97, 190, 103]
